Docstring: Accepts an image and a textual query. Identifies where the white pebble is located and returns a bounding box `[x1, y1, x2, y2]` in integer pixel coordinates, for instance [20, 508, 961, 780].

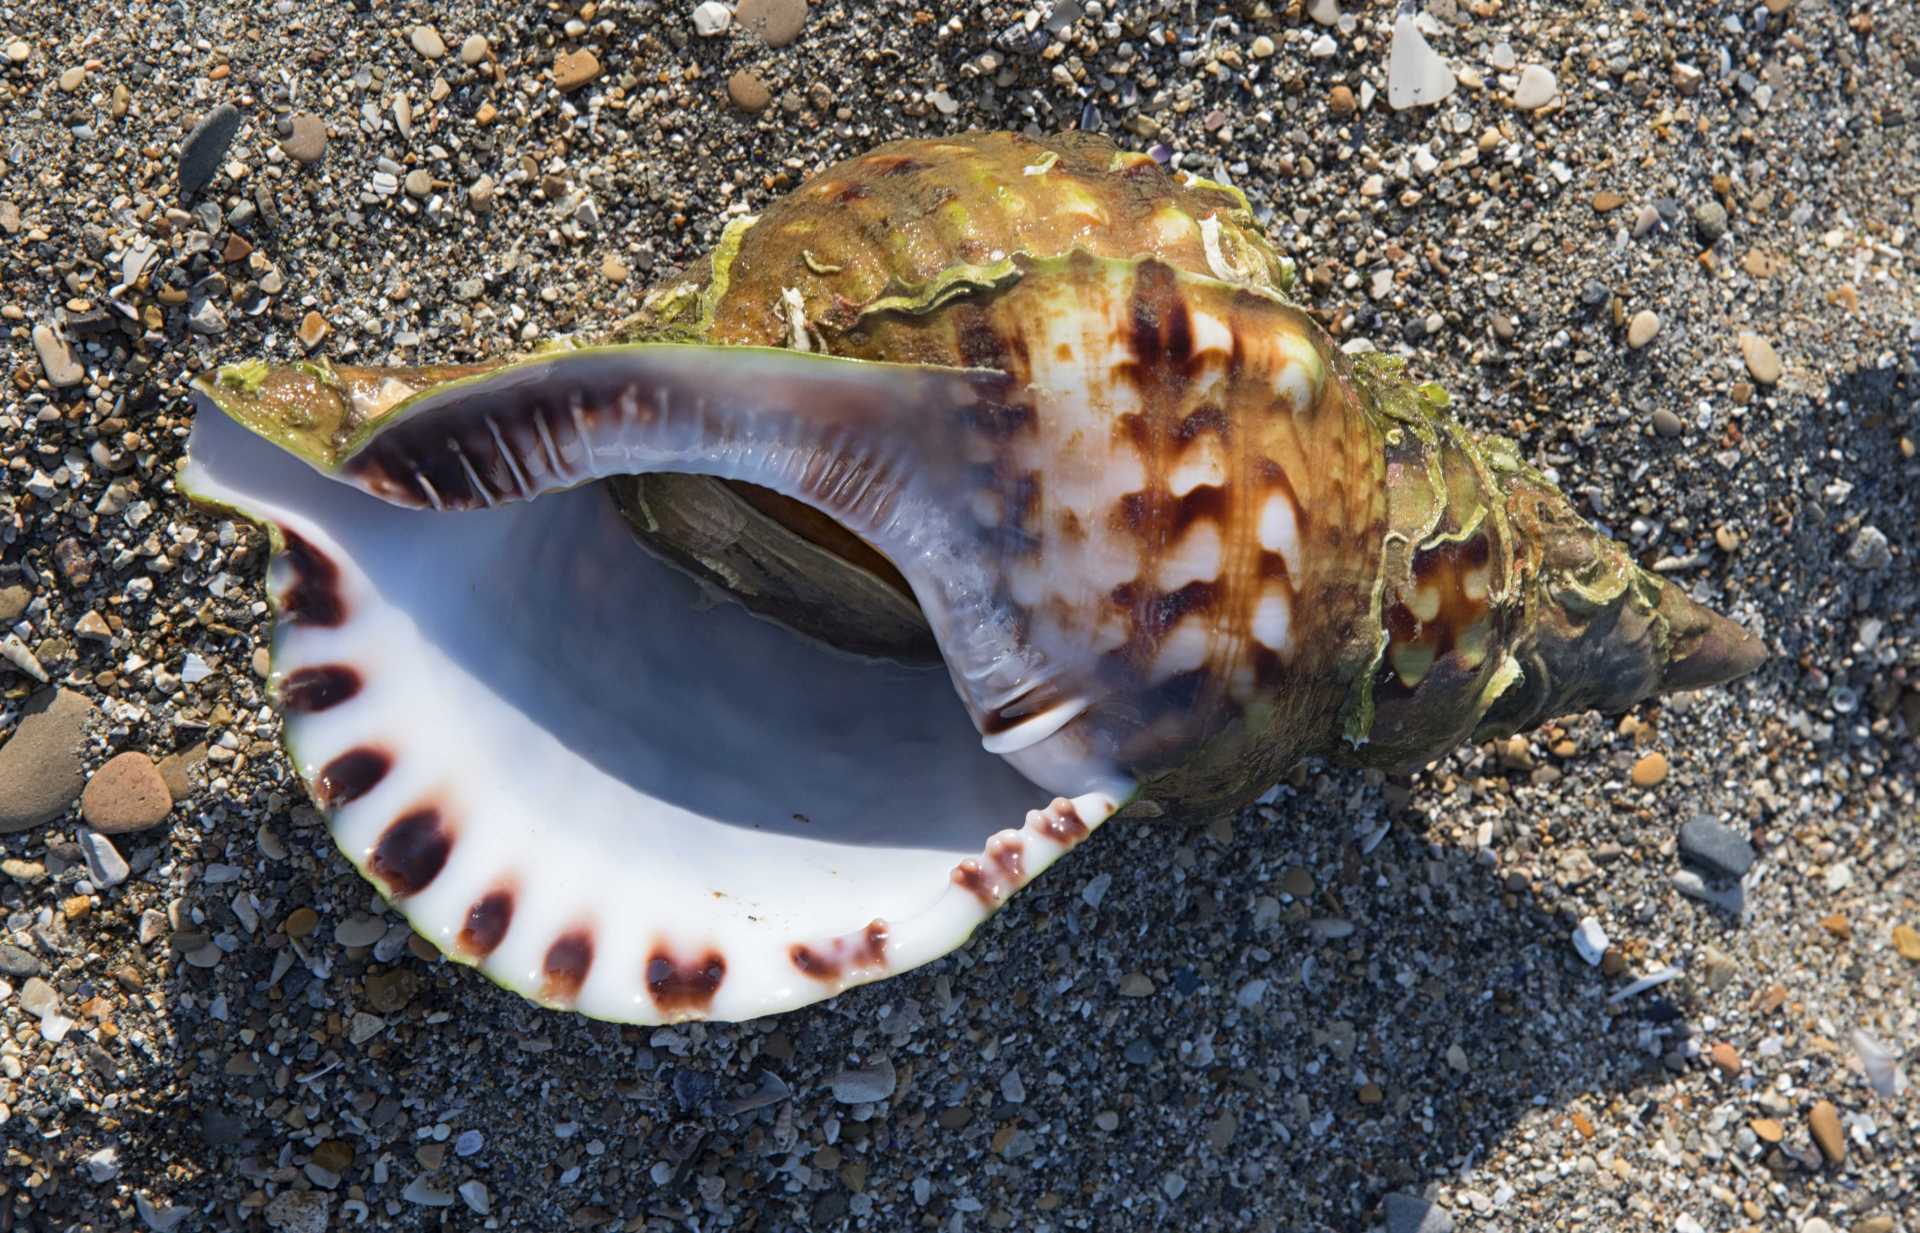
[691, 1, 731, 36]
[1572, 916, 1608, 966]
[1387, 15, 1456, 110]
[1513, 64, 1559, 110]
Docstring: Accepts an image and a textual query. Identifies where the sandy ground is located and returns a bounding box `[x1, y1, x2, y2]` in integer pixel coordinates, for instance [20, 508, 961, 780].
[2, 1, 1917, 1230]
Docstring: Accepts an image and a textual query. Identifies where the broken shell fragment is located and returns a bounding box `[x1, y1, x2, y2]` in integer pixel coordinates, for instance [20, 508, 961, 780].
[182, 132, 1762, 1023]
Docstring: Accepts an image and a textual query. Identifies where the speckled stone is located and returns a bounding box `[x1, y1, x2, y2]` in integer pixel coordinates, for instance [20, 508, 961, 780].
[0, 687, 94, 833]
[79, 751, 173, 834]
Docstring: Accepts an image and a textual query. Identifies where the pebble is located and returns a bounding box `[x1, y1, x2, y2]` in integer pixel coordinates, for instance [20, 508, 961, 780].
[1673, 870, 1744, 915]
[178, 103, 242, 200]
[280, 112, 327, 164]
[736, 0, 809, 47]
[1893, 924, 1920, 962]
[77, 828, 130, 888]
[0, 687, 95, 834]
[19, 974, 59, 1018]
[1694, 200, 1729, 244]
[469, 174, 497, 211]
[458, 1181, 491, 1216]
[0, 585, 29, 621]
[1678, 815, 1755, 879]
[828, 1057, 897, 1103]
[1308, 0, 1340, 25]
[1387, 15, 1457, 111]
[335, 913, 389, 948]
[1739, 332, 1782, 384]
[1118, 971, 1156, 997]
[1512, 64, 1558, 110]
[297, 311, 330, 349]
[80, 752, 173, 833]
[1651, 407, 1684, 437]
[554, 49, 601, 93]
[1328, 85, 1356, 116]
[1707, 1042, 1742, 1077]
[0, 943, 40, 977]
[409, 25, 447, 59]
[1626, 310, 1660, 349]
[1384, 1192, 1456, 1233]
[32, 323, 85, 388]
[727, 70, 772, 113]
[691, 1, 732, 37]
[1808, 1100, 1845, 1164]
[459, 34, 491, 66]
[404, 169, 434, 198]
[1630, 751, 1669, 787]
[1572, 916, 1608, 966]
[264, 1189, 332, 1233]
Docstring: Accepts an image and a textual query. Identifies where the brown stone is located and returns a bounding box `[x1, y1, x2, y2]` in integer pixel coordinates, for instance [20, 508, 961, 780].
[554, 49, 601, 93]
[283, 906, 319, 938]
[1328, 85, 1356, 116]
[1707, 1042, 1741, 1077]
[0, 687, 95, 834]
[155, 742, 207, 801]
[311, 1139, 354, 1173]
[727, 70, 772, 113]
[1749, 1117, 1783, 1143]
[80, 751, 173, 834]
[736, 0, 809, 47]
[1808, 1100, 1845, 1165]
[1891, 923, 1920, 961]
[1592, 190, 1626, 212]
[297, 311, 329, 350]
[1819, 912, 1851, 942]
[1629, 752, 1668, 788]
[1739, 332, 1783, 385]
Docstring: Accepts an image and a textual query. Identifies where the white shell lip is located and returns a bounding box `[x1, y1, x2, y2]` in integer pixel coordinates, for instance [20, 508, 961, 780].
[180, 403, 1128, 1024]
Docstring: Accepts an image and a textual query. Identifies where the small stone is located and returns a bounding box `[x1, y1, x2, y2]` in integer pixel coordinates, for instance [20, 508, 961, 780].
[1250, 35, 1275, 59]
[1738, 332, 1782, 385]
[404, 168, 434, 198]
[152, 743, 206, 802]
[264, 1188, 332, 1233]
[336, 913, 388, 948]
[5, 39, 28, 63]
[401, 1175, 453, 1207]
[77, 828, 130, 888]
[1749, 1116, 1784, 1143]
[1714, 525, 1740, 553]
[179, 103, 243, 201]
[1328, 85, 1356, 116]
[297, 311, 330, 350]
[1694, 200, 1729, 244]
[1855, 1219, 1895, 1233]
[1679, 816, 1755, 879]
[32, 323, 85, 388]
[1892, 924, 1920, 962]
[1511, 64, 1558, 110]
[691, 1, 732, 37]
[1384, 1192, 1456, 1233]
[1572, 917, 1608, 966]
[1651, 408, 1684, 437]
[19, 975, 59, 1018]
[1592, 190, 1627, 212]
[283, 906, 320, 938]
[1626, 310, 1660, 349]
[1707, 1042, 1741, 1077]
[0, 687, 95, 834]
[1808, 1101, 1845, 1165]
[1387, 15, 1457, 111]
[736, 0, 809, 47]
[1278, 867, 1315, 899]
[554, 49, 601, 92]
[1630, 752, 1668, 788]
[727, 70, 772, 113]
[81, 752, 173, 834]
[459, 34, 491, 65]
[1820, 913, 1851, 942]
[601, 252, 628, 283]
[0, 585, 29, 621]
[280, 113, 327, 165]
[1846, 526, 1891, 571]
[1118, 971, 1156, 997]
[458, 1181, 491, 1215]
[188, 300, 228, 335]
[468, 175, 497, 211]
[0, 943, 40, 977]
[828, 1057, 897, 1104]
[409, 25, 447, 59]
[1308, 0, 1340, 25]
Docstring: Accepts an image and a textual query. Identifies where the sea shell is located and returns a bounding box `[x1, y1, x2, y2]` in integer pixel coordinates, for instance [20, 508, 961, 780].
[182, 132, 1763, 1023]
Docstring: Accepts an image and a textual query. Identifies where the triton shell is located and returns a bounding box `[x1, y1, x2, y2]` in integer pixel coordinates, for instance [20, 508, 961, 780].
[182, 132, 1763, 1024]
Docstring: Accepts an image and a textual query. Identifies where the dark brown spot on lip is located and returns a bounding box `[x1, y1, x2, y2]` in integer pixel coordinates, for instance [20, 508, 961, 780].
[368, 808, 452, 897]
[541, 929, 594, 1003]
[279, 664, 361, 713]
[1033, 797, 1089, 844]
[647, 949, 726, 1014]
[791, 919, 890, 982]
[458, 888, 514, 958]
[279, 530, 346, 626]
[989, 836, 1026, 885]
[952, 860, 998, 907]
[314, 747, 390, 809]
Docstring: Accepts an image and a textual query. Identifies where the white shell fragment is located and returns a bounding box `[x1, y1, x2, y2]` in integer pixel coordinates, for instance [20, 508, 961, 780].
[1387, 15, 1457, 112]
[181, 404, 1124, 1024]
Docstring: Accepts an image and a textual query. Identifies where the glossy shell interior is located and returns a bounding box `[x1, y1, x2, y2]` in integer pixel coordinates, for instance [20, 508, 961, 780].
[181, 403, 1122, 1023]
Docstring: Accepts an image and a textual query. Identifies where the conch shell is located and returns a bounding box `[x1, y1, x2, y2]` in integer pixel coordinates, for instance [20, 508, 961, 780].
[183, 132, 1762, 1023]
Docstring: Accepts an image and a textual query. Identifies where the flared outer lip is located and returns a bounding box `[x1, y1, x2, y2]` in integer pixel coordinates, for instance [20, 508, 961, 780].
[179, 401, 1125, 1024]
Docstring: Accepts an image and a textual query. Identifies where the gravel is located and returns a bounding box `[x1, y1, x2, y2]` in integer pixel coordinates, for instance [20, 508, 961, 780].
[1, 2, 1916, 1230]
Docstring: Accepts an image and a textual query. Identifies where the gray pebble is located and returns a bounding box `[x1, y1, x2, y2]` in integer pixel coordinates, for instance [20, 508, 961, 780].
[32, 323, 84, 388]
[77, 828, 130, 888]
[828, 1056, 896, 1103]
[1693, 199, 1728, 244]
[1385, 1192, 1456, 1233]
[280, 112, 327, 165]
[179, 103, 242, 201]
[18, 974, 59, 1018]
[0, 942, 41, 978]
[1678, 815, 1755, 880]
